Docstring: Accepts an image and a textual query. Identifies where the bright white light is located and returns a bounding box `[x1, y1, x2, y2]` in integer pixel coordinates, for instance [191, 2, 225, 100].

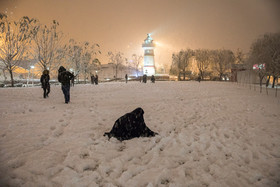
[30, 66, 35, 69]
[154, 41, 161, 46]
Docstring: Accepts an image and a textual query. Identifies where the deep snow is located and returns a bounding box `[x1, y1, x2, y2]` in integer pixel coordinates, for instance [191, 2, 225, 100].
[0, 81, 279, 187]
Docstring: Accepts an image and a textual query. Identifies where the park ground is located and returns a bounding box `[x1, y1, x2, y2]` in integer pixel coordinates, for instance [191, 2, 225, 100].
[0, 81, 279, 187]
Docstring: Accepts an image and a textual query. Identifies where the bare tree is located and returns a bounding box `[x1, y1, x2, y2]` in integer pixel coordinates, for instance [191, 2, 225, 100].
[235, 48, 245, 65]
[65, 39, 82, 82]
[65, 39, 101, 83]
[108, 51, 125, 79]
[247, 36, 269, 93]
[80, 42, 101, 83]
[0, 13, 36, 86]
[195, 49, 212, 80]
[131, 54, 143, 77]
[212, 49, 235, 80]
[261, 33, 280, 88]
[171, 49, 193, 80]
[32, 20, 64, 72]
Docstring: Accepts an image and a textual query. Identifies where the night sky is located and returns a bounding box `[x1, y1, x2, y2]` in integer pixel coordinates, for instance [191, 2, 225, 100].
[1, 0, 280, 68]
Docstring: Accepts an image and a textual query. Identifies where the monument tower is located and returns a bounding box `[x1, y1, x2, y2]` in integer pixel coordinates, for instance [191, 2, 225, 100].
[142, 33, 156, 76]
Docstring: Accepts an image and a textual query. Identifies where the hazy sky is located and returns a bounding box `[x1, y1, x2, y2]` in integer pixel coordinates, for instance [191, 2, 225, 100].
[1, 0, 280, 67]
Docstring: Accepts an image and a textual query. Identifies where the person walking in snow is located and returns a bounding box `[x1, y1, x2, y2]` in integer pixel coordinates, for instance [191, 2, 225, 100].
[143, 74, 147, 83]
[94, 74, 98, 85]
[198, 76, 201, 83]
[151, 75, 155, 83]
[40, 69, 50, 98]
[125, 74, 128, 83]
[58, 66, 74, 104]
[91, 74, 95, 84]
[71, 72, 75, 87]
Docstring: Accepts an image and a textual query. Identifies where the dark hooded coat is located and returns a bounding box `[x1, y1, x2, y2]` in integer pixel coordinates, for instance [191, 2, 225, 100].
[104, 108, 158, 141]
[40, 70, 50, 88]
[58, 66, 74, 86]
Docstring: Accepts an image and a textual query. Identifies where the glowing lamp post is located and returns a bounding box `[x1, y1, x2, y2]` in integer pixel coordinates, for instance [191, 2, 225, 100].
[30, 65, 35, 86]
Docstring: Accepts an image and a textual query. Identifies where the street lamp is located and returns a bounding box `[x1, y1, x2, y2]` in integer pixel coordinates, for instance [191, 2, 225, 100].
[30, 65, 35, 86]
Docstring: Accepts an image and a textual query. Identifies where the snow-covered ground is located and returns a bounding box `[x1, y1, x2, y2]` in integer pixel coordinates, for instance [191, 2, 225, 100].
[0, 81, 279, 187]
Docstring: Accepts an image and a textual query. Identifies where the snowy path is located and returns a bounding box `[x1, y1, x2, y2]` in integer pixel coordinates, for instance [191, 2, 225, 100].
[0, 81, 279, 187]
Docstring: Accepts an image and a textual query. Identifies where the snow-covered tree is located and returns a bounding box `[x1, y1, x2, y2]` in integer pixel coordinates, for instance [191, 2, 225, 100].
[247, 35, 269, 92]
[195, 49, 212, 80]
[0, 13, 36, 86]
[260, 33, 280, 88]
[131, 54, 143, 77]
[212, 49, 235, 80]
[65, 39, 101, 83]
[171, 49, 193, 80]
[108, 51, 125, 79]
[32, 20, 64, 72]
[79, 42, 101, 83]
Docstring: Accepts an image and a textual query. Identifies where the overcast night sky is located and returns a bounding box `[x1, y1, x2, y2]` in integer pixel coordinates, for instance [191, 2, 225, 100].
[1, 0, 280, 67]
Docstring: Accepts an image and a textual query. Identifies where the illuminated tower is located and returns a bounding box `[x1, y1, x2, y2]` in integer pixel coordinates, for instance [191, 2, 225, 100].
[142, 33, 156, 76]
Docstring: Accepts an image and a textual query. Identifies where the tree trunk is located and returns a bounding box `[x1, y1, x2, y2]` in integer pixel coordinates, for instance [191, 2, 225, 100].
[115, 66, 118, 80]
[276, 77, 278, 97]
[259, 75, 263, 93]
[249, 71, 251, 90]
[200, 70, 203, 81]
[9, 69, 14, 87]
[2, 69, 7, 83]
[84, 70, 87, 84]
[272, 76, 276, 88]
[266, 75, 270, 87]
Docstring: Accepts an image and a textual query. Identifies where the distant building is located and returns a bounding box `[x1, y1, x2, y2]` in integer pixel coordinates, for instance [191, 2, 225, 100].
[97, 63, 138, 81]
[142, 34, 156, 76]
[231, 63, 246, 82]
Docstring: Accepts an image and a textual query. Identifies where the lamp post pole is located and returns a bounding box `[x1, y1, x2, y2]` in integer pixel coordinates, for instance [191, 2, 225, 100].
[30, 65, 34, 86]
[27, 68, 30, 87]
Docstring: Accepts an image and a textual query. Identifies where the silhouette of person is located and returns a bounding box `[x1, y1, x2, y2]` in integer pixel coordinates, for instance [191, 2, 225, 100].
[58, 66, 74, 104]
[125, 74, 128, 83]
[40, 70, 50, 98]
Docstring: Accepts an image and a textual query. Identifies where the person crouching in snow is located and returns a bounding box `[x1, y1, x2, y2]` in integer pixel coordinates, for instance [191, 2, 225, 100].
[58, 66, 74, 104]
[40, 69, 50, 98]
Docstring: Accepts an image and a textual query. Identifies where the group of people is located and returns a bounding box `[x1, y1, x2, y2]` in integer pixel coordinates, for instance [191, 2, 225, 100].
[41, 67, 157, 104]
[125, 74, 155, 83]
[124, 74, 156, 83]
[140, 74, 155, 83]
[40, 66, 74, 104]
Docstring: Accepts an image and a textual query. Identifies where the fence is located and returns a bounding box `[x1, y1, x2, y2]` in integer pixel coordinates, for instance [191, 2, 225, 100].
[236, 70, 279, 97]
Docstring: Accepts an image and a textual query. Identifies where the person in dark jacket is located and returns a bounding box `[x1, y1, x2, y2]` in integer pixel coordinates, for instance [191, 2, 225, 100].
[40, 69, 50, 98]
[94, 74, 98, 85]
[125, 74, 128, 83]
[104, 107, 158, 141]
[143, 74, 147, 83]
[198, 76, 201, 83]
[91, 74, 95, 84]
[58, 66, 74, 104]
[151, 75, 155, 83]
[71, 72, 75, 87]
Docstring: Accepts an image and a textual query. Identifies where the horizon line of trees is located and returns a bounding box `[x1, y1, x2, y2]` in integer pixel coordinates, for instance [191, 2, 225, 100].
[170, 48, 236, 81]
[170, 32, 280, 87]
